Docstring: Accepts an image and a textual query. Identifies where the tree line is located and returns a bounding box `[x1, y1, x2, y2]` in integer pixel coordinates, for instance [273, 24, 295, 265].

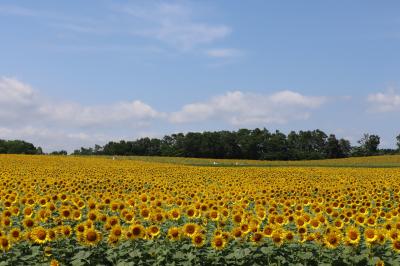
[71, 129, 400, 160]
[2, 130, 400, 160]
[0, 139, 43, 155]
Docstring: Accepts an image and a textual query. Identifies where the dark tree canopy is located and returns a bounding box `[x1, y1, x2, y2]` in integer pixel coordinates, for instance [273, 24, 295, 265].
[354, 134, 381, 156]
[71, 128, 373, 160]
[3, 130, 396, 159]
[0, 139, 42, 155]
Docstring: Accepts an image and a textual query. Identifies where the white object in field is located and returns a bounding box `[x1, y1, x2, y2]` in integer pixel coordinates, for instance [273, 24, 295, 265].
[213, 161, 218, 165]
[112, 156, 115, 160]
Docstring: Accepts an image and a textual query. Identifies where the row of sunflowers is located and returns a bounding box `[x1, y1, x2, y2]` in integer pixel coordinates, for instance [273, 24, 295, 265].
[0, 155, 399, 265]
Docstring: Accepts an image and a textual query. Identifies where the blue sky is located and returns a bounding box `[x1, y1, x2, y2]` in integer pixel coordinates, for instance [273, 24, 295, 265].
[0, 1, 399, 152]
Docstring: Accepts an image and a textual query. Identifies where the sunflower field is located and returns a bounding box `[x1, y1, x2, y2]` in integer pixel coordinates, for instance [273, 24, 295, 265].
[0, 155, 400, 265]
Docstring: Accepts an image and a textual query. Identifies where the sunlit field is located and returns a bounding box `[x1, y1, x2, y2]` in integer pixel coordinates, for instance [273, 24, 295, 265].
[112, 154, 400, 169]
[1, 155, 400, 265]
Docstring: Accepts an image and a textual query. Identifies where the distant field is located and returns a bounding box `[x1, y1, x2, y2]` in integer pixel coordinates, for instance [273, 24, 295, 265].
[113, 154, 400, 168]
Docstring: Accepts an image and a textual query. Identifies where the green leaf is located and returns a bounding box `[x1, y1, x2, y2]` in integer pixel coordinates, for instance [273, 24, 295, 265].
[129, 250, 142, 258]
[172, 251, 185, 260]
[71, 259, 86, 266]
[72, 250, 91, 260]
[260, 246, 274, 255]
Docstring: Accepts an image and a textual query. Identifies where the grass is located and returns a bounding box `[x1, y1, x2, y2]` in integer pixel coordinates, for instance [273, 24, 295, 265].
[107, 154, 400, 168]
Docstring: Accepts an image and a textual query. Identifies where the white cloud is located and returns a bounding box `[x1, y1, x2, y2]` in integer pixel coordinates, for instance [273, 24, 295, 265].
[0, 76, 164, 152]
[121, 2, 231, 50]
[0, 77, 35, 105]
[0, 5, 37, 17]
[37, 100, 162, 127]
[1, 76, 327, 151]
[367, 89, 400, 112]
[0, 76, 162, 128]
[205, 48, 242, 58]
[169, 90, 326, 125]
[1, 3, 236, 56]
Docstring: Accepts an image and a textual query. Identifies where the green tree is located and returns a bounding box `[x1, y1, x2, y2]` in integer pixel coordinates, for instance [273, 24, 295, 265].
[358, 134, 380, 156]
[396, 134, 400, 151]
[325, 134, 341, 158]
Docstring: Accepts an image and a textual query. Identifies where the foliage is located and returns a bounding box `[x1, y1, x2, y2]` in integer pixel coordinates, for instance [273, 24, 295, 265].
[73, 129, 353, 160]
[396, 134, 400, 151]
[353, 134, 381, 156]
[50, 150, 68, 156]
[0, 139, 42, 155]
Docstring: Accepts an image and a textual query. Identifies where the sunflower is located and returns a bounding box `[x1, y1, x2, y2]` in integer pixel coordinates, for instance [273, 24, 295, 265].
[22, 217, 35, 229]
[75, 223, 86, 237]
[355, 215, 366, 226]
[9, 228, 21, 242]
[209, 210, 219, 221]
[59, 225, 73, 238]
[38, 209, 50, 222]
[151, 212, 165, 223]
[284, 231, 295, 242]
[140, 208, 150, 220]
[275, 215, 286, 226]
[376, 230, 386, 245]
[211, 235, 227, 250]
[60, 207, 72, 220]
[167, 227, 181, 241]
[297, 226, 307, 235]
[191, 233, 206, 248]
[232, 227, 243, 239]
[110, 225, 123, 239]
[392, 239, 400, 253]
[47, 228, 57, 242]
[129, 224, 145, 239]
[124, 212, 135, 223]
[23, 207, 33, 217]
[333, 219, 344, 229]
[87, 210, 98, 221]
[240, 223, 250, 234]
[250, 232, 264, 245]
[0, 236, 11, 252]
[256, 209, 266, 220]
[232, 213, 243, 224]
[82, 228, 102, 246]
[183, 223, 198, 237]
[324, 229, 341, 249]
[309, 218, 320, 229]
[271, 230, 284, 246]
[344, 226, 360, 245]
[366, 216, 376, 227]
[296, 216, 306, 227]
[107, 234, 120, 247]
[72, 210, 82, 221]
[106, 216, 119, 227]
[147, 225, 161, 238]
[186, 207, 197, 219]
[364, 228, 378, 244]
[169, 209, 181, 220]
[44, 246, 52, 257]
[30, 226, 48, 244]
[387, 229, 399, 242]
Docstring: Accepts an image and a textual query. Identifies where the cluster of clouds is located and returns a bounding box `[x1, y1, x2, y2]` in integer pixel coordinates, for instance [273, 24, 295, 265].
[170, 91, 325, 125]
[1, 76, 331, 151]
[0, 2, 239, 58]
[121, 2, 232, 52]
[367, 89, 400, 112]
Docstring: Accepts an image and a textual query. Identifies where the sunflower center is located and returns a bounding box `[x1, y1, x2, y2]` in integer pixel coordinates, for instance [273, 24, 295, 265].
[86, 231, 98, 242]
